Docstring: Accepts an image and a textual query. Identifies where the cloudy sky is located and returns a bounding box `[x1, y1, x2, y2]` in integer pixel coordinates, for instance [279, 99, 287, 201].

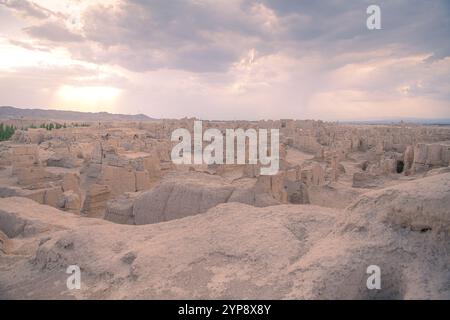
[0, 0, 449, 120]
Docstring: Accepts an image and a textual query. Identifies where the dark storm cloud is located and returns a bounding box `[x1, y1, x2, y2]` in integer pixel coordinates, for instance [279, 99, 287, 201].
[68, 0, 448, 73]
[77, 0, 273, 72]
[262, 0, 450, 61]
[4, 0, 450, 74]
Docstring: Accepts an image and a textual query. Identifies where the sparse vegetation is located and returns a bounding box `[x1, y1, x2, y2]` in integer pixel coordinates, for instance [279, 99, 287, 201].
[0, 123, 16, 141]
[6, 122, 90, 133]
[39, 122, 60, 130]
[72, 122, 90, 127]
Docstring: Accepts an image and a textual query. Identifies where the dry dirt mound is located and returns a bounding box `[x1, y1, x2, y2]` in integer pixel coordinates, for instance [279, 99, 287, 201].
[287, 172, 450, 299]
[344, 172, 450, 232]
[0, 197, 337, 299]
[0, 172, 449, 299]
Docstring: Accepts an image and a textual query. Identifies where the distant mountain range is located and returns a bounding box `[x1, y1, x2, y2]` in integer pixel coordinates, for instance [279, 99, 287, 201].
[1, 106, 449, 124]
[0, 106, 152, 122]
[341, 117, 450, 125]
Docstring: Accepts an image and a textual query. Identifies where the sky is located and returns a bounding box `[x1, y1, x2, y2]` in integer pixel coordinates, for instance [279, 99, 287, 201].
[0, 0, 449, 120]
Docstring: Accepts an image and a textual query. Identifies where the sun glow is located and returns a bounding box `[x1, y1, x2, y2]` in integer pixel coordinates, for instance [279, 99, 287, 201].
[56, 85, 121, 111]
